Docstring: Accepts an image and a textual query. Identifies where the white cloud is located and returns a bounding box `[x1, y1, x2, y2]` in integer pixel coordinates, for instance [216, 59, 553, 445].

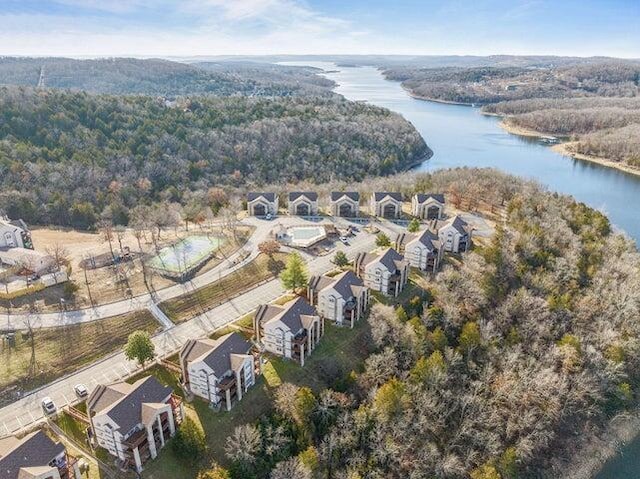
[0, 0, 367, 56]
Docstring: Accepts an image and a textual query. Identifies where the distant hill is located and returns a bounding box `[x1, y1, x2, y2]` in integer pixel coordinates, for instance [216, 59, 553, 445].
[0, 57, 335, 96]
[0, 86, 429, 228]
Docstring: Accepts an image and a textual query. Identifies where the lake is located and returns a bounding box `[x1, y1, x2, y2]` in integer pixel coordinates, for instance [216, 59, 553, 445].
[286, 61, 640, 244]
[284, 61, 640, 477]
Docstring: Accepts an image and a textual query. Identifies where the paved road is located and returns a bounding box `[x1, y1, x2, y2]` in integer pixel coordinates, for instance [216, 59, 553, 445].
[2, 217, 291, 329]
[0, 223, 380, 438]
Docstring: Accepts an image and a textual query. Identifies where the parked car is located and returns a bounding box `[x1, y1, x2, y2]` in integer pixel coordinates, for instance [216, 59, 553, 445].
[265, 213, 273, 220]
[339, 236, 349, 245]
[74, 384, 88, 398]
[41, 397, 56, 414]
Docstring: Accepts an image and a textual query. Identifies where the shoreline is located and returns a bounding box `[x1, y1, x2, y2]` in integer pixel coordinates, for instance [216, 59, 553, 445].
[561, 410, 640, 479]
[400, 84, 476, 106]
[405, 146, 434, 171]
[497, 119, 640, 179]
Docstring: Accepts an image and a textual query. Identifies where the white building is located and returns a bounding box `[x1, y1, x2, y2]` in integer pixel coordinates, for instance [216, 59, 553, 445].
[354, 248, 409, 297]
[0, 248, 55, 275]
[288, 192, 319, 216]
[396, 228, 443, 272]
[87, 376, 183, 473]
[254, 296, 324, 366]
[0, 430, 81, 479]
[330, 192, 360, 217]
[370, 192, 403, 218]
[0, 217, 33, 249]
[308, 270, 369, 328]
[247, 193, 278, 216]
[179, 332, 256, 411]
[438, 215, 472, 253]
[411, 194, 445, 220]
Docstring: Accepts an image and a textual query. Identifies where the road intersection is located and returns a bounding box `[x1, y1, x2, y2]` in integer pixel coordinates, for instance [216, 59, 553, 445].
[0, 216, 382, 438]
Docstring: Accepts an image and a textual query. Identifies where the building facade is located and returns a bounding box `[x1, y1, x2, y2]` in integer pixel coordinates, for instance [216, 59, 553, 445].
[180, 332, 256, 411]
[438, 215, 472, 253]
[370, 193, 403, 218]
[0, 217, 33, 250]
[308, 270, 369, 327]
[247, 193, 279, 216]
[396, 229, 443, 272]
[354, 248, 409, 297]
[330, 192, 360, 217]
[411, 194, 445, 220]
[288, 192, 319, 216]
[254, 296, 324, 366]
[87, 376, 183, 473]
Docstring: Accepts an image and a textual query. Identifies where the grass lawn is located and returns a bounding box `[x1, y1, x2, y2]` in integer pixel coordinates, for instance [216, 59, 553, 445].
[141, 318, 372, 478]
[0, 311, 159, 406]
[126, 364, 185, 397]
[159, 253, 288, 323]
[55, 410, 91, 447]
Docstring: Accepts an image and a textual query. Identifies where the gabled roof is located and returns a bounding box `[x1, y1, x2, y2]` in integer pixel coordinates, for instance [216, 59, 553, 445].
[289, 192, 318, 202]
[414, 193, 445, 204]
[88, 376, 172, 434]
[247, 192, 276, 202]
[363, 248, 407, 273]
[373, 192, 402, 202]
[308, 275, 335, 292]
[408, 229, 440, 250]
[0, 431, 64, 479]
[330, 192, 359, 202]
[320, 270, 365, 299]
[183, 333, 252, 378]
[442, 215, 470, 235]
[256, 296, 317, 332]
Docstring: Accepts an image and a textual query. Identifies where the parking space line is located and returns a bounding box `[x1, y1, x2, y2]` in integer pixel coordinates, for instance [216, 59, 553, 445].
[29, 411, 35, 422]
[62, 393, 71, 405]
[15, 416, 21, 427]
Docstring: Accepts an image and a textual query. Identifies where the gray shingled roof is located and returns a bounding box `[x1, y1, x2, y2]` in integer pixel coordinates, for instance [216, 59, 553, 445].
[289, 192, 318, 201]
[413, 229, 440, 250]
[376, 248, 407, 272]
[415, 193, 445, 204]
[330, 192, 359, 202]
[0, 430, 64, 479]
[257, 297, 317, 332]
[326, 271, 364, 299]
[308, 275, 334, 291]
[197, 333, 252, 378]
[89, 376, 172, 434]
[445, 215, 470, 234]
[373, 192, 402, 202]
[247, 192, 276, 202]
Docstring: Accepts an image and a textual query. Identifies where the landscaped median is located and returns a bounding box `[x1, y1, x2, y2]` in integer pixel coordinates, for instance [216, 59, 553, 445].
[0, 310, 160, 407]
[158, 252, 289, 323]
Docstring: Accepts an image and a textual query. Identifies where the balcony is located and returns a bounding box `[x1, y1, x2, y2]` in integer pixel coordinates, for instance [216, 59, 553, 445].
[217, 375, 237, 390]
[122, 428, 148, 449]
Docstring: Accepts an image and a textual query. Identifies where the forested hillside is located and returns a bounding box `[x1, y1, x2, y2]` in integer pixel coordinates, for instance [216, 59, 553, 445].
[384, 61, 640, 169]
[212, 169, 640, 479]
[0, 87, 429, 228]
[0, 57, 334, 96]
[384, 62, 640, 104]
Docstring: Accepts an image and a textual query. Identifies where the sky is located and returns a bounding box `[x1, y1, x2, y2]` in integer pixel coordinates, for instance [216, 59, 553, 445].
[1, 0, 638, 58]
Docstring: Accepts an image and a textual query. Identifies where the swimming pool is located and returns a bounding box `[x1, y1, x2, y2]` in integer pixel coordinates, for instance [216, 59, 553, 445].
[287, 226, 327, 248]
[148, 236, 224, 276]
